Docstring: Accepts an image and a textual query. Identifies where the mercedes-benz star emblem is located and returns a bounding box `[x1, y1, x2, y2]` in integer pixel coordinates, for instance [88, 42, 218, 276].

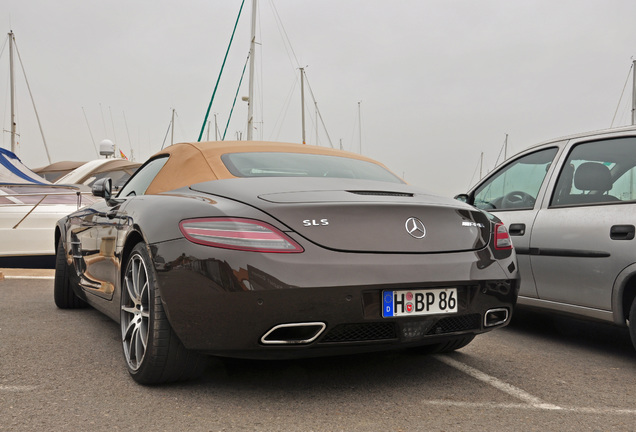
[405, 217, 426, 239]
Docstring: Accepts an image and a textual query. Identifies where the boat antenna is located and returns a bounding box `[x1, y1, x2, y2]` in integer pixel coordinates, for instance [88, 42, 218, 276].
[109, 105, 119, 154]
[610, 60, 634, 128]
[82, 106, 99, 156]
[123, 110, 133, 159]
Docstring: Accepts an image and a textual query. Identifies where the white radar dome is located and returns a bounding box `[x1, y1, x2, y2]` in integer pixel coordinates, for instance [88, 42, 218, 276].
[99, 139, 115, 157]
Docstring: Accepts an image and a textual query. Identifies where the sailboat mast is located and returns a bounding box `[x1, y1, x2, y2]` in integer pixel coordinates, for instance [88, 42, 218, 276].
[632, 59, 636, 126]
[358, 101, 362, 154]
[300, 67, 306, 144]
[246, 0, 257, 140]
[9, 31, 16, 153]
[171, 108, 175, 146]
[504, 133, 508, 160]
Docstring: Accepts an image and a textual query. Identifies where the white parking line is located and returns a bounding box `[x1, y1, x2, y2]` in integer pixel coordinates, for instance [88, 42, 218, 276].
[2, 276, 54, 280]
[0, 385, 37, 392]
[434, 354, 563, 410]
[433, 354, 636, 415]
[422, 399, 636, 415]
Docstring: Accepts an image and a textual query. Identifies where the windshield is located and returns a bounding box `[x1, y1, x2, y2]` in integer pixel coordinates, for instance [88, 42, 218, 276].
[221, 152, 404, 184]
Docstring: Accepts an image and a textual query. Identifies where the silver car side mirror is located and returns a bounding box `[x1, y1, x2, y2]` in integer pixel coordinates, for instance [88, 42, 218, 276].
[454, 193, 470, 204]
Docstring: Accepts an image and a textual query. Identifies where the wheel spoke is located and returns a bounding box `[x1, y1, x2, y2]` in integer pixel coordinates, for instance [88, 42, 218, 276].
[129, 327, 139, 363]
[133, 327, 145, 362]
[121, 305, 136, 315]
[122, 317, 136, 340]
[124, 275, 137, 307]
[140, 280, 148, 306]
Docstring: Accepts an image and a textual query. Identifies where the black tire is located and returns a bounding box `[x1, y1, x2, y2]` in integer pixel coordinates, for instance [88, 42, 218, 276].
[629, 297, 636, 352]
[120, 242, 207, 385]
[410, 334, 475, 354]
[53, 236, 87, 309]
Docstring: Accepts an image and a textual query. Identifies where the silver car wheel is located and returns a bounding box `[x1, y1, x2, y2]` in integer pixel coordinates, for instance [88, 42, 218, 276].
[121, 251, 150, 371]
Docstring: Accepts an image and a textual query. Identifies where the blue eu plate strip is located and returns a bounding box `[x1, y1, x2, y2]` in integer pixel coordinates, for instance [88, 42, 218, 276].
[382, 291, 394, 317]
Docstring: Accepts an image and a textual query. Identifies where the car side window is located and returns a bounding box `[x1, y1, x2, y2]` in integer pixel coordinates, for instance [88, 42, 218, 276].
[551, 137, 636, 206]
[472, 147, 558, 211]
[611, 167, 636, 200]
[117, 156, 169, 198]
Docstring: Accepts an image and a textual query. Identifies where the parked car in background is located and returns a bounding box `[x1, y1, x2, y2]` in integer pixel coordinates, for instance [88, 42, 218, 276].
[54, 141, 518, 384]
[0, 148, 96, 268]
[456, 125, 636, 350]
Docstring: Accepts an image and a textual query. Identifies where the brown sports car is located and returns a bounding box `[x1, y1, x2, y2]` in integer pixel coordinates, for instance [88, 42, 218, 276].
[54, 141, 518, 384]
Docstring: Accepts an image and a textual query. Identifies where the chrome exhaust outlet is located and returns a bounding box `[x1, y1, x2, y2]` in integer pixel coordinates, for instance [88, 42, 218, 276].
[484, 308, 509, 327]
[261, 322, 327, 345]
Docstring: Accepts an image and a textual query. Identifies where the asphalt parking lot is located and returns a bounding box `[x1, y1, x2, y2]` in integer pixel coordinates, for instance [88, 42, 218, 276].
[1, 271, 635, 431]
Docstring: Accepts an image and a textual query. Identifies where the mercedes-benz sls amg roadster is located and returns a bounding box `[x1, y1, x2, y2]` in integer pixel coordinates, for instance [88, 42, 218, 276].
[54, 141, 519, 384]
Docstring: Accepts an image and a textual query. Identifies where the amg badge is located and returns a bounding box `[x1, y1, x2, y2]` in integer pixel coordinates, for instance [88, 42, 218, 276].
[462, 221, 485, 228]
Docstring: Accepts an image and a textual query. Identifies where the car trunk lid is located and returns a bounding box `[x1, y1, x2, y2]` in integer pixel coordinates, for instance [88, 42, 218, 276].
[190, 178, 491, 253]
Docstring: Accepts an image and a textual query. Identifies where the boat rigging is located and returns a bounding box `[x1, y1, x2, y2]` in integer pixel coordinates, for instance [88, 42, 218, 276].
[1, 31, 52, 164]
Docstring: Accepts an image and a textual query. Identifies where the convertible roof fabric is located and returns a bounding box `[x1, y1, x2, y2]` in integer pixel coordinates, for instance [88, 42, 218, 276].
[145, 141, 383, 195]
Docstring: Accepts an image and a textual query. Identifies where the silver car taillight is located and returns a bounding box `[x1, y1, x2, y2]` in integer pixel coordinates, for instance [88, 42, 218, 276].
[494, 223, 513, 250]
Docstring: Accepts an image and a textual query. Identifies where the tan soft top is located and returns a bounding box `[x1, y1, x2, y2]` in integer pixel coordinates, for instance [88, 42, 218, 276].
[145, 141, 389, 195]
[89, 159, 141, 175]
[33, 161, 86, 174]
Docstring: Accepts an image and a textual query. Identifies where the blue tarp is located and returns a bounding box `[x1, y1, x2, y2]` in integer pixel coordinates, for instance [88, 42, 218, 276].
[0, 148, 50, 185]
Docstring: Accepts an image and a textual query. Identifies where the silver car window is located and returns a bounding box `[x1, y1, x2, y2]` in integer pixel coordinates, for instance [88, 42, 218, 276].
[473, 147, 558, 211]
[551, 137, 636, 206]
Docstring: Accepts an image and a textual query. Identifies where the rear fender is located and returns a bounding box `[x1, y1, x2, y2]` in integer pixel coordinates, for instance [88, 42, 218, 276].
[612, 263, 636, 325]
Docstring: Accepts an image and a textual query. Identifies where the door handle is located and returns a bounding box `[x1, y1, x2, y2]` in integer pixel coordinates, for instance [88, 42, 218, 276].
[610, 225, 635, 240]
[508, 223, 526, 236]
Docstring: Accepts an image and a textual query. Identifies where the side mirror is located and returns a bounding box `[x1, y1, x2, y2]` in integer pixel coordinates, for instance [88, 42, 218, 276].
[454, 193, 470, 204]
[92, 178, 112, 200]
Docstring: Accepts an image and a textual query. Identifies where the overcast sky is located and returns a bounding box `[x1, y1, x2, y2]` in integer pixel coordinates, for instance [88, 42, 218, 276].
[2, 0, 636, 196]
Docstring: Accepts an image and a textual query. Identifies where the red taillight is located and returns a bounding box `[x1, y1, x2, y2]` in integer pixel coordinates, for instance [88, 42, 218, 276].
[179, 218, 303, 253]
[494, 223, 513, 250]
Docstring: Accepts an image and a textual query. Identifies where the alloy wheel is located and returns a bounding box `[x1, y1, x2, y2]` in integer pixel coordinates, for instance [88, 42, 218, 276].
[121, 252, 150, 371]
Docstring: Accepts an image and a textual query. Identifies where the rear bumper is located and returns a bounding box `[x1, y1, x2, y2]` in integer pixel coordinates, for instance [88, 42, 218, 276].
[152, 238, 518, 359]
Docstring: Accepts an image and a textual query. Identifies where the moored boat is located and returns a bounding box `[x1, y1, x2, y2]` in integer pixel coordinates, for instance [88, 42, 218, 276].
[0, 148, 97, 268]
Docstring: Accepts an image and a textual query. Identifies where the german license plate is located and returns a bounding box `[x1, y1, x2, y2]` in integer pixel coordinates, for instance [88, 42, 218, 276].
[382, 288, 458, 318]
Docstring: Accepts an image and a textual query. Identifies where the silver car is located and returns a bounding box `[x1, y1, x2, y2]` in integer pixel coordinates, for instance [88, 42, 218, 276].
[457, 125, 636, 350]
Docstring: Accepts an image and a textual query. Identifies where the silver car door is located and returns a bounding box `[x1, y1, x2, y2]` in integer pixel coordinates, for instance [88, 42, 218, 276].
[470, 146, 561, 299]
[530, 136, 636, 312]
